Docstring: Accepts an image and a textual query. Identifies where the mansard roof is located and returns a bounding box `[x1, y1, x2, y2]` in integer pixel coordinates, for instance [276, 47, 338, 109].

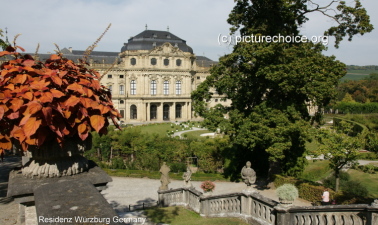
[121, 30, 193, 54]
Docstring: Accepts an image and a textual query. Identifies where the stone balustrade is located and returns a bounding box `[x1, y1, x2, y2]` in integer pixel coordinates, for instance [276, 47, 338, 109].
[158, 188, 378, 225]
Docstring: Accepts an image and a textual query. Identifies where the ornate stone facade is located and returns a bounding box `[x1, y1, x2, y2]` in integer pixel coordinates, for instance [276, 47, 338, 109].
[89, 29, 230, 124]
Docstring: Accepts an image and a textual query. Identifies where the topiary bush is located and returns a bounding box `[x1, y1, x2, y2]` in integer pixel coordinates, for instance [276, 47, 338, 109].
[276, 183, 299, 203]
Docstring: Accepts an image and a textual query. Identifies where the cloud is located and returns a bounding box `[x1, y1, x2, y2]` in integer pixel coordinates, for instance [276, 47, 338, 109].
[2, 0, 377, 65]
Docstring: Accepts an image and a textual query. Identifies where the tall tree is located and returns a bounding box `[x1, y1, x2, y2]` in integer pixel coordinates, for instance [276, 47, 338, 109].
[192, 0, 373, 178]
[315, 121, 363, 191]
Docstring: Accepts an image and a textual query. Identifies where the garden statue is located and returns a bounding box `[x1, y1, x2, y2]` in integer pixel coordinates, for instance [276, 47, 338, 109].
[182, 166, 193, 188]
[159, 162, 171, 190]
[241, 161, 256, 192]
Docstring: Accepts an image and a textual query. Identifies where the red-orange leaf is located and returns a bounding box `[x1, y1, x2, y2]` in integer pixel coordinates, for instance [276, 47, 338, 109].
[23, 117, 41, 137]
[98, 104, 110, 114]
[65, 96, 80, 107]
[0, 135, 12, 150]
[7, 111, 19, 119]
[50, 89, 65, 98]
[22, 92, 34, 101]
[30, 80, 50, 90]
[26, 101, 42, 115]
[80, 97, 92, 108]
[90, 115, 105, 132]
[39, 92, 53, 103]
[78, 123, 87, 134]
[0, 106, 4, 120]
[4, 83, 14, 90]
[23, 59, 35, 67]
[50, 54, 60, 60]
[50, 75, 63, 86]
[42, 107, 52, 125]
[10, 98, 24, 112]
[67, 83, 84, 94]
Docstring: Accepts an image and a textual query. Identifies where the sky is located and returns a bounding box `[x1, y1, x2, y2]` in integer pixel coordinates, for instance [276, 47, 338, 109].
[1, 0, 377, 66]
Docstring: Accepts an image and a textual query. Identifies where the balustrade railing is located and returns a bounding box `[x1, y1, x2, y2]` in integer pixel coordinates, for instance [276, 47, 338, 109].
[158, 188, 378, 225]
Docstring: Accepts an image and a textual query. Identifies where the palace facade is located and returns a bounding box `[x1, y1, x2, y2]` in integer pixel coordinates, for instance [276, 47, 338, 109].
[61, 29, 229, 124]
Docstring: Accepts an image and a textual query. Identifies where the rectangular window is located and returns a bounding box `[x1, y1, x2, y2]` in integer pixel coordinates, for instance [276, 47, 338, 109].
[120, 75, 124, 78]
[108, 85, 112, 93]
[120, 109, 125, 118]
[175, 81, 181, 95]
[107, 74, 112, 78]
[119, 85, 124, 95]
[130, 80, 136, 95]
[151, 80, 157, 95]
[163, 81, 169, 95]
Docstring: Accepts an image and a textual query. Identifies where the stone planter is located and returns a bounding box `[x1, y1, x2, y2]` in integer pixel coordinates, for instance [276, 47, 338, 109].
[203, 191, 213, 197]
[21, 135, 91, 178]
[279, 198, 294, 205]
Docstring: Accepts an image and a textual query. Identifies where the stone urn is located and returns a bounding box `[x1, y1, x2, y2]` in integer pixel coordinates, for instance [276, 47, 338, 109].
[21, 135, 91, 178]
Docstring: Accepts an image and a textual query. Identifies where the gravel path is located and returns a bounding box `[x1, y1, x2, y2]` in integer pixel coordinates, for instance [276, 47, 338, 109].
[101, 177, 311, 213]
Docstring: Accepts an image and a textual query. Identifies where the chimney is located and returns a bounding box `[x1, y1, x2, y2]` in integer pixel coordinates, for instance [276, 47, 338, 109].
[69, 47, 73, 53]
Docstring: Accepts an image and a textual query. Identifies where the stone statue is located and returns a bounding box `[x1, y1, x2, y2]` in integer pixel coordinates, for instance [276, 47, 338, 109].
[159, 162, 171, 191]
[182, 166, 193, 188]
[241, 161, 256, 190]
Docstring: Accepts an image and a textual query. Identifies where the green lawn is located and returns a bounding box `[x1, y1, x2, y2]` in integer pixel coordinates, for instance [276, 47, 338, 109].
[347, 169, 378, 198]
[301, 160, 332, 182]
[144, 206, 249, 225]
[183, 130, 212, 139]
[129, 122, 203, 137]
[342, 70, 376, 81]
[104, 168, 229, 181]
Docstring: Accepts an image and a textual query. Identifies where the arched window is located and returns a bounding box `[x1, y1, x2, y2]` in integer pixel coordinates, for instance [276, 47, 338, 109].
[175, 81, 182, 95]
[130, 105, 137, 119]
[163, 80, 169, 95]
[151, 58, 157, 65]
[151, 80, 157, 95]
[130, 80, 136, 95]
[163, 104, 169, 120]
[130, 58, 136, 65]
[175, 104, 182, 118]
[164, 58, 169, 66]
[176, 59, 182, 66]
[150, 104, 157, 120]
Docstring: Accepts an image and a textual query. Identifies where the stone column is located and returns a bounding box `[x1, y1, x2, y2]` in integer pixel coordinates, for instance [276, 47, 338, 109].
[170, 102, 175, 121]
[146, 102, 150, 121]
[187, 102, 192, 120]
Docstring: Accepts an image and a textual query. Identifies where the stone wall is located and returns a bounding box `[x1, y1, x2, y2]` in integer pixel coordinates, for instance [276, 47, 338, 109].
[158, 188, 378, 225]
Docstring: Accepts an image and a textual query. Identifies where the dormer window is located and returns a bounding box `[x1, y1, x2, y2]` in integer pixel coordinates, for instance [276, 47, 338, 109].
[153, 33, 157, 38]
[167, 35, 171, 39]
[164, 58, 169, 66]
[152, 42, 156, 47]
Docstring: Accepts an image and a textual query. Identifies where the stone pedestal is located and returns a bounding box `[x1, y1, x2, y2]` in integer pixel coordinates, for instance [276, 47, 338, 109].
[7, 160, 115, 225]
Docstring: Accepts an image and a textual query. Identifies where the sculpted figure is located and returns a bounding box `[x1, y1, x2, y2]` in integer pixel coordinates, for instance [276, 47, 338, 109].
[182, 166, 193, 188]
[241, 161, 256, 186]
[159, 162, 171, 191]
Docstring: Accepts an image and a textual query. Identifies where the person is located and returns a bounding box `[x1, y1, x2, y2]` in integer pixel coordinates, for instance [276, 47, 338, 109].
[322, 188, 330, 205]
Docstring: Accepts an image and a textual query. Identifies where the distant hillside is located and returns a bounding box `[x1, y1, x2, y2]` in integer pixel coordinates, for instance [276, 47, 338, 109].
[342, 65, 378, 81]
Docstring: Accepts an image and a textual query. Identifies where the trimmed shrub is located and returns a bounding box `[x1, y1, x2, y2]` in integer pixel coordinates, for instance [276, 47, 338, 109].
[169, 162, 187, 173]
[276, 184, 299, 202]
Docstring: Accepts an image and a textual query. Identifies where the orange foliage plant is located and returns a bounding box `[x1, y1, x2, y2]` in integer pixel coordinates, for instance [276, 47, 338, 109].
[0, 46, 121, 152]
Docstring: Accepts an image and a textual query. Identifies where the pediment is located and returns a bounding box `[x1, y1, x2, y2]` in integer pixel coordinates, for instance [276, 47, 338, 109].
[149, 42, 185, 56]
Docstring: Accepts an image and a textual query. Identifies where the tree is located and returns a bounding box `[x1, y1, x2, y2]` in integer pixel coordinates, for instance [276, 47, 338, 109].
[192, 0, 373, 178]
[0, 29, 10, 50]
[315, 121, 363, 191]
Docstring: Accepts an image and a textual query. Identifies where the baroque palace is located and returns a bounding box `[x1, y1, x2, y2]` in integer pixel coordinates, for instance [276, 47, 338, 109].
[57, 28, 229, 124]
